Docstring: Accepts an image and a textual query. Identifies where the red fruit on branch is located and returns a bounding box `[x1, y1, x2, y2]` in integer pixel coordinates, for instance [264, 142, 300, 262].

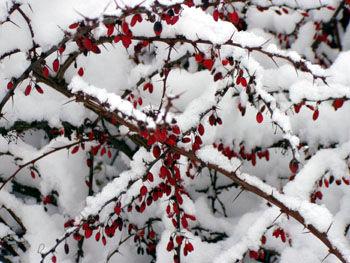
[202, 59, 214, 70]
[100, 147, 106, 156]
[140, 185, 148, 196]
[294, 103, 303, 113]
[154, 21, 162, 36]
[213, 9, 219, 21]
[143, 82, 154, 93]
[83, 38, 93, 51]
[172, 125, 180, 134]
[166, 239, 174, 251]
[114, 203, 121, 215]
[185, 242, 194, 252]
[35, 85, 44, 94]
[197, 123, 205, 136]
[324, 178, 329, 188]
[73, 233, 82, 241]
[102, 236, 107, 246]
[229, 12, 239, 25]
[53, 59, 60, 72]
[147, 172, 154, 182]
[289, 159, 299, 174]
[213, 72, 223, 81]
[312, 109, 319, 120]
[95, 232, 101, 241]
[332, 98, 344, 110]
[69, 22, 79, 29]
[195, 53, 203, 62]
[122, 22, 130, 35]
[71, 145, 79, 154]
[256, 112, 263, 123]
[181, 216, 188, 228]
[249, 250, 259, 259]
[121, 35, 132, 48]
[131, 14, 143, 27]
[58, 45, 66, 54]
[106, 24, 114, 36]
[175, 235, 184, 245]
[7, 81, 13, 89]
[78, 67, 84, 76]
[24, 85, 32, 96]
[84, 227, 93, 238]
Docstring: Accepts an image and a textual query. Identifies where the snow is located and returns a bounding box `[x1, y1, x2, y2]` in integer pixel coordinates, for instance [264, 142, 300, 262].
[69, 76, 157, 128]
[1, 0, 350, 262]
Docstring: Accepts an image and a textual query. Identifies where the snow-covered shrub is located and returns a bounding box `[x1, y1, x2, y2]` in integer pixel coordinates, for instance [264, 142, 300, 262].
[1, 0, 350, 262]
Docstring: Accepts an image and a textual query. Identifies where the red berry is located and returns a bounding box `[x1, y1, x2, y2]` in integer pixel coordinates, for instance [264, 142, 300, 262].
[78, 67, 84, 76]
[71, 145, 79, 154]
[240, 77, 247, 87]
[324, 178, 329, 188]
[35, 85, 44, 94]
[195, 53, 203, 62]
[7, 81, 14, 89]
[202, 59, 214, 70]
[131, 14, 142, 27]
[147, 172, 154, 182]
[197, 124, 205, 136]
[175, 235, 183, 245]
[121, 35, 132, 48]
[58, 45, 66, 54]
[143, 82, 154, 93]
[83, 38, 93, 50]
[229, 12, 239, 25]
[102, 236, 107, 246]
[152, 145, 161, 158]
[312, 109, 319, 120]
[249, 251, 259, 259]
[122, 22, 129, 35]
[114, 204, 121, 215]
[95, 232, 101, 241]
[69, 22, 79, 29]
[84, 227, 93, 238]
[289, 159, 299, 173]
[213, 9, 219, 21]
[24, 85, 32, 96]
[256, 112, 263, 123]
[140, 185, 148, 196]
[166, 239, 174, 251]
[73, 233, 82, 241]
[53, 59, 60, 72]
[332, 98, 344, 110]
[294, 103, 303, 113]
[315, 191, 323, 200]
[153, 21, 162, 36]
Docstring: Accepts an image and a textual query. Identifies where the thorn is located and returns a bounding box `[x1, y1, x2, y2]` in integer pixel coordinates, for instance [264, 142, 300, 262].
[232, 189, 244, 203]
[260, 38, 272, 47]
[270, 56, 279, 68]
[326, 222, 333, 234]
[271, 212, 283, 225]
[321, 252, 331, 262]
[8, 19, 21, 28]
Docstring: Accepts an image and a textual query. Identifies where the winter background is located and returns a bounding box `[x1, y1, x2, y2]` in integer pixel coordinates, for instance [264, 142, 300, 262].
[0, 0, 350, 262]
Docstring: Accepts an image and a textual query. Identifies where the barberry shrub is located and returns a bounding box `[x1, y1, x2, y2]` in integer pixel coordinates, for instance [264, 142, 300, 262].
[0, 0, 350, 262]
